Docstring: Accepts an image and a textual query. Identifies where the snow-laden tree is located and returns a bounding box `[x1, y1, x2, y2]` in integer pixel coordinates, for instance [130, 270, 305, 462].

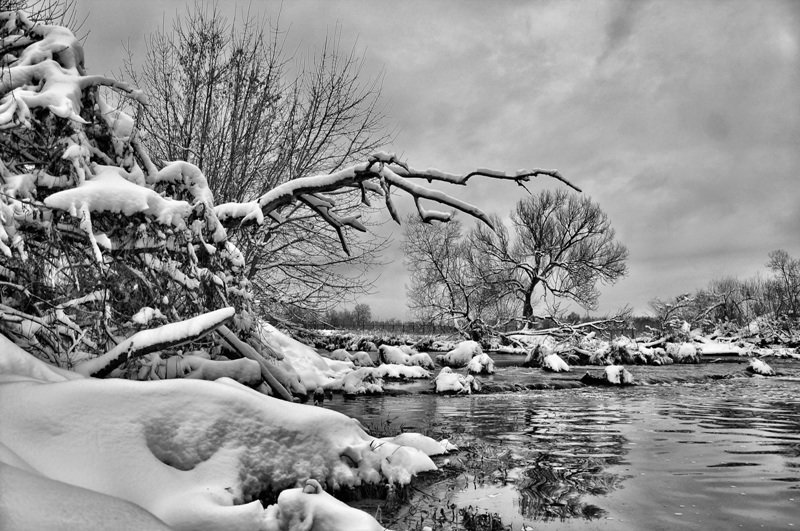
[124, 3, 390, 319]
[0, 10, 573, 392]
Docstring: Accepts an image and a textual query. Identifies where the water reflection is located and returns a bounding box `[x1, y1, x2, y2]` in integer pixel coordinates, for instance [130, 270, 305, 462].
[328, 360, 800, 529]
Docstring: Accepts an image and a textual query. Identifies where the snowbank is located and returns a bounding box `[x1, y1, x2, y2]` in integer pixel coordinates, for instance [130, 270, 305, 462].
[0, 342, 437, 530]
[258, 323, 353, 390]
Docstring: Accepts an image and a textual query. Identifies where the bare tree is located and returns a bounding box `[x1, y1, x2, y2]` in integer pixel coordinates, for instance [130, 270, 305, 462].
[768, 249, 800, 319]
[472, 189, 628, 325]
[403, 215, 519, 335]
[353, 303, 371, 328]
[123, 2, 390, 318]
[0, 10, 574, 381]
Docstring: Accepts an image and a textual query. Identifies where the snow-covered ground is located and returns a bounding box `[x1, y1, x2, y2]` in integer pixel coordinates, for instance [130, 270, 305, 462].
[0, 334, 447, 530]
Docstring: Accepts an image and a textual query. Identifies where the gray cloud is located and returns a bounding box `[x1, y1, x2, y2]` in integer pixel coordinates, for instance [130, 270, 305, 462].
[78, 0, 800, 318]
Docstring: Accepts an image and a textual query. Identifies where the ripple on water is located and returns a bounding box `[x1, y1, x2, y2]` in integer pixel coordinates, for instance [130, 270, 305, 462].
[328, 360, 800, 529]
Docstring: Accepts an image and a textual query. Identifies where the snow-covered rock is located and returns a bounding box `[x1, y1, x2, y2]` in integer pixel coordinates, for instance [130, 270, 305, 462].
[433, 367, 478, 394]
[407, 352, 435, 369]
[747, 358, 775, 376]
[466, 353, 495, 375]
[348, 351, 374, 367]
[327, 348, 350, 361]
[541, 353, 570, 372]
[429, 340, 458, 352]
[494, 345, 526, 355]
[605, 365, 634, 385]
[371, 364, 431, 380]
[666, 342, 699, 363]
[263, 479, 385, 531]
[436, 340, 482, 368]
[378, 344, 411, 365]
[580, 365, 634, 386]
[380, 433, 455, 456]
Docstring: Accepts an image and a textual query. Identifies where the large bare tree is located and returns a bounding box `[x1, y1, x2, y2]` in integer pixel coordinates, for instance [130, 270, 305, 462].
[466, 189, 628, 325]
[123, 3, 390, 318]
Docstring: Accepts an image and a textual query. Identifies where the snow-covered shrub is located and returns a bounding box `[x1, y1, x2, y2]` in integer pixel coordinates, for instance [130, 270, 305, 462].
[436, 340, 482, 367]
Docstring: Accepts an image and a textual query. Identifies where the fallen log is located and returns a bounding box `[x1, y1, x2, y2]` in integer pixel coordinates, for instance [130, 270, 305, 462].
[75, 308, 235, 378]
[216, 325, 294, 401]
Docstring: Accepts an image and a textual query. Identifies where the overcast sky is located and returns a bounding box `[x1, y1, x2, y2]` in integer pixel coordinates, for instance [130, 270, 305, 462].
[77, 0, 800, 320]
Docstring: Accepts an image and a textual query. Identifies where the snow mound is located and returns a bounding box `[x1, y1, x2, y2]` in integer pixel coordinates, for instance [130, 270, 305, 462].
[433, 367, 479, 394]
[262, 479, 384, 531]
[348, 351, 375, 367]
[372, 363, 431, 379]
[327, 348, 350, 361]
[605, 365, 634, 385]
[407, 352, 435, 369]
[0, 346, 437, 530]
[466, 353, 495, 375]
[436, 340, 482, 368]
[380, 433, 455, 456]
[378, 344, 410, 365]
[542, 353, 570, 372]
[747, 358, 775, 376]
[259, 323, 352, 390]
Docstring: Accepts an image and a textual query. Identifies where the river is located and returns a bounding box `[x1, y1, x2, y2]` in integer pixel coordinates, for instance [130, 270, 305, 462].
[327, 355, 800, 530]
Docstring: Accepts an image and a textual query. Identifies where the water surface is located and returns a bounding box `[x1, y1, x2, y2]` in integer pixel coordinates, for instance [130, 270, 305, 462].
[328, 356, 800, 530]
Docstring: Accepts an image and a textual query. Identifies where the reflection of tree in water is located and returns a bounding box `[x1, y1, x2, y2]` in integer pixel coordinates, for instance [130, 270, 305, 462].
[513, 405, 630, 521]
[517, 454, 625, 520]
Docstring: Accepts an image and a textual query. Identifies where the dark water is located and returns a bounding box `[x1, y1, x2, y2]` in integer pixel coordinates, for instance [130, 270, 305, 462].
[327, 356, 800, 530]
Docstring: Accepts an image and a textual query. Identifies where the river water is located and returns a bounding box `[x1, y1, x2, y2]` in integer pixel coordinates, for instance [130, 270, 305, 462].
[327, 355, 800, 530]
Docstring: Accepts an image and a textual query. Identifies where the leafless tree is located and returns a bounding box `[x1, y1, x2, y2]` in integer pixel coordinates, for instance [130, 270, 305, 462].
[123, 2, 390, 317]
[472, 189, 628, 325]
[403, 215, 519, 335]
[767, 249, 800, 319]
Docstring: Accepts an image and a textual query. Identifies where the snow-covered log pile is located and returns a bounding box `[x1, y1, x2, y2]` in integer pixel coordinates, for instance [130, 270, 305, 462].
[511, 318, 799, 368]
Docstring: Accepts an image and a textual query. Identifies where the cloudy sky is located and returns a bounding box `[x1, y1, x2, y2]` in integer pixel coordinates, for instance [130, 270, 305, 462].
[77, 0, 800, 319]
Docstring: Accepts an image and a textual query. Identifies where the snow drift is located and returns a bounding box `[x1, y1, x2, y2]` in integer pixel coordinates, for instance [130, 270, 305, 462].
[0, 336, 438, 530]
